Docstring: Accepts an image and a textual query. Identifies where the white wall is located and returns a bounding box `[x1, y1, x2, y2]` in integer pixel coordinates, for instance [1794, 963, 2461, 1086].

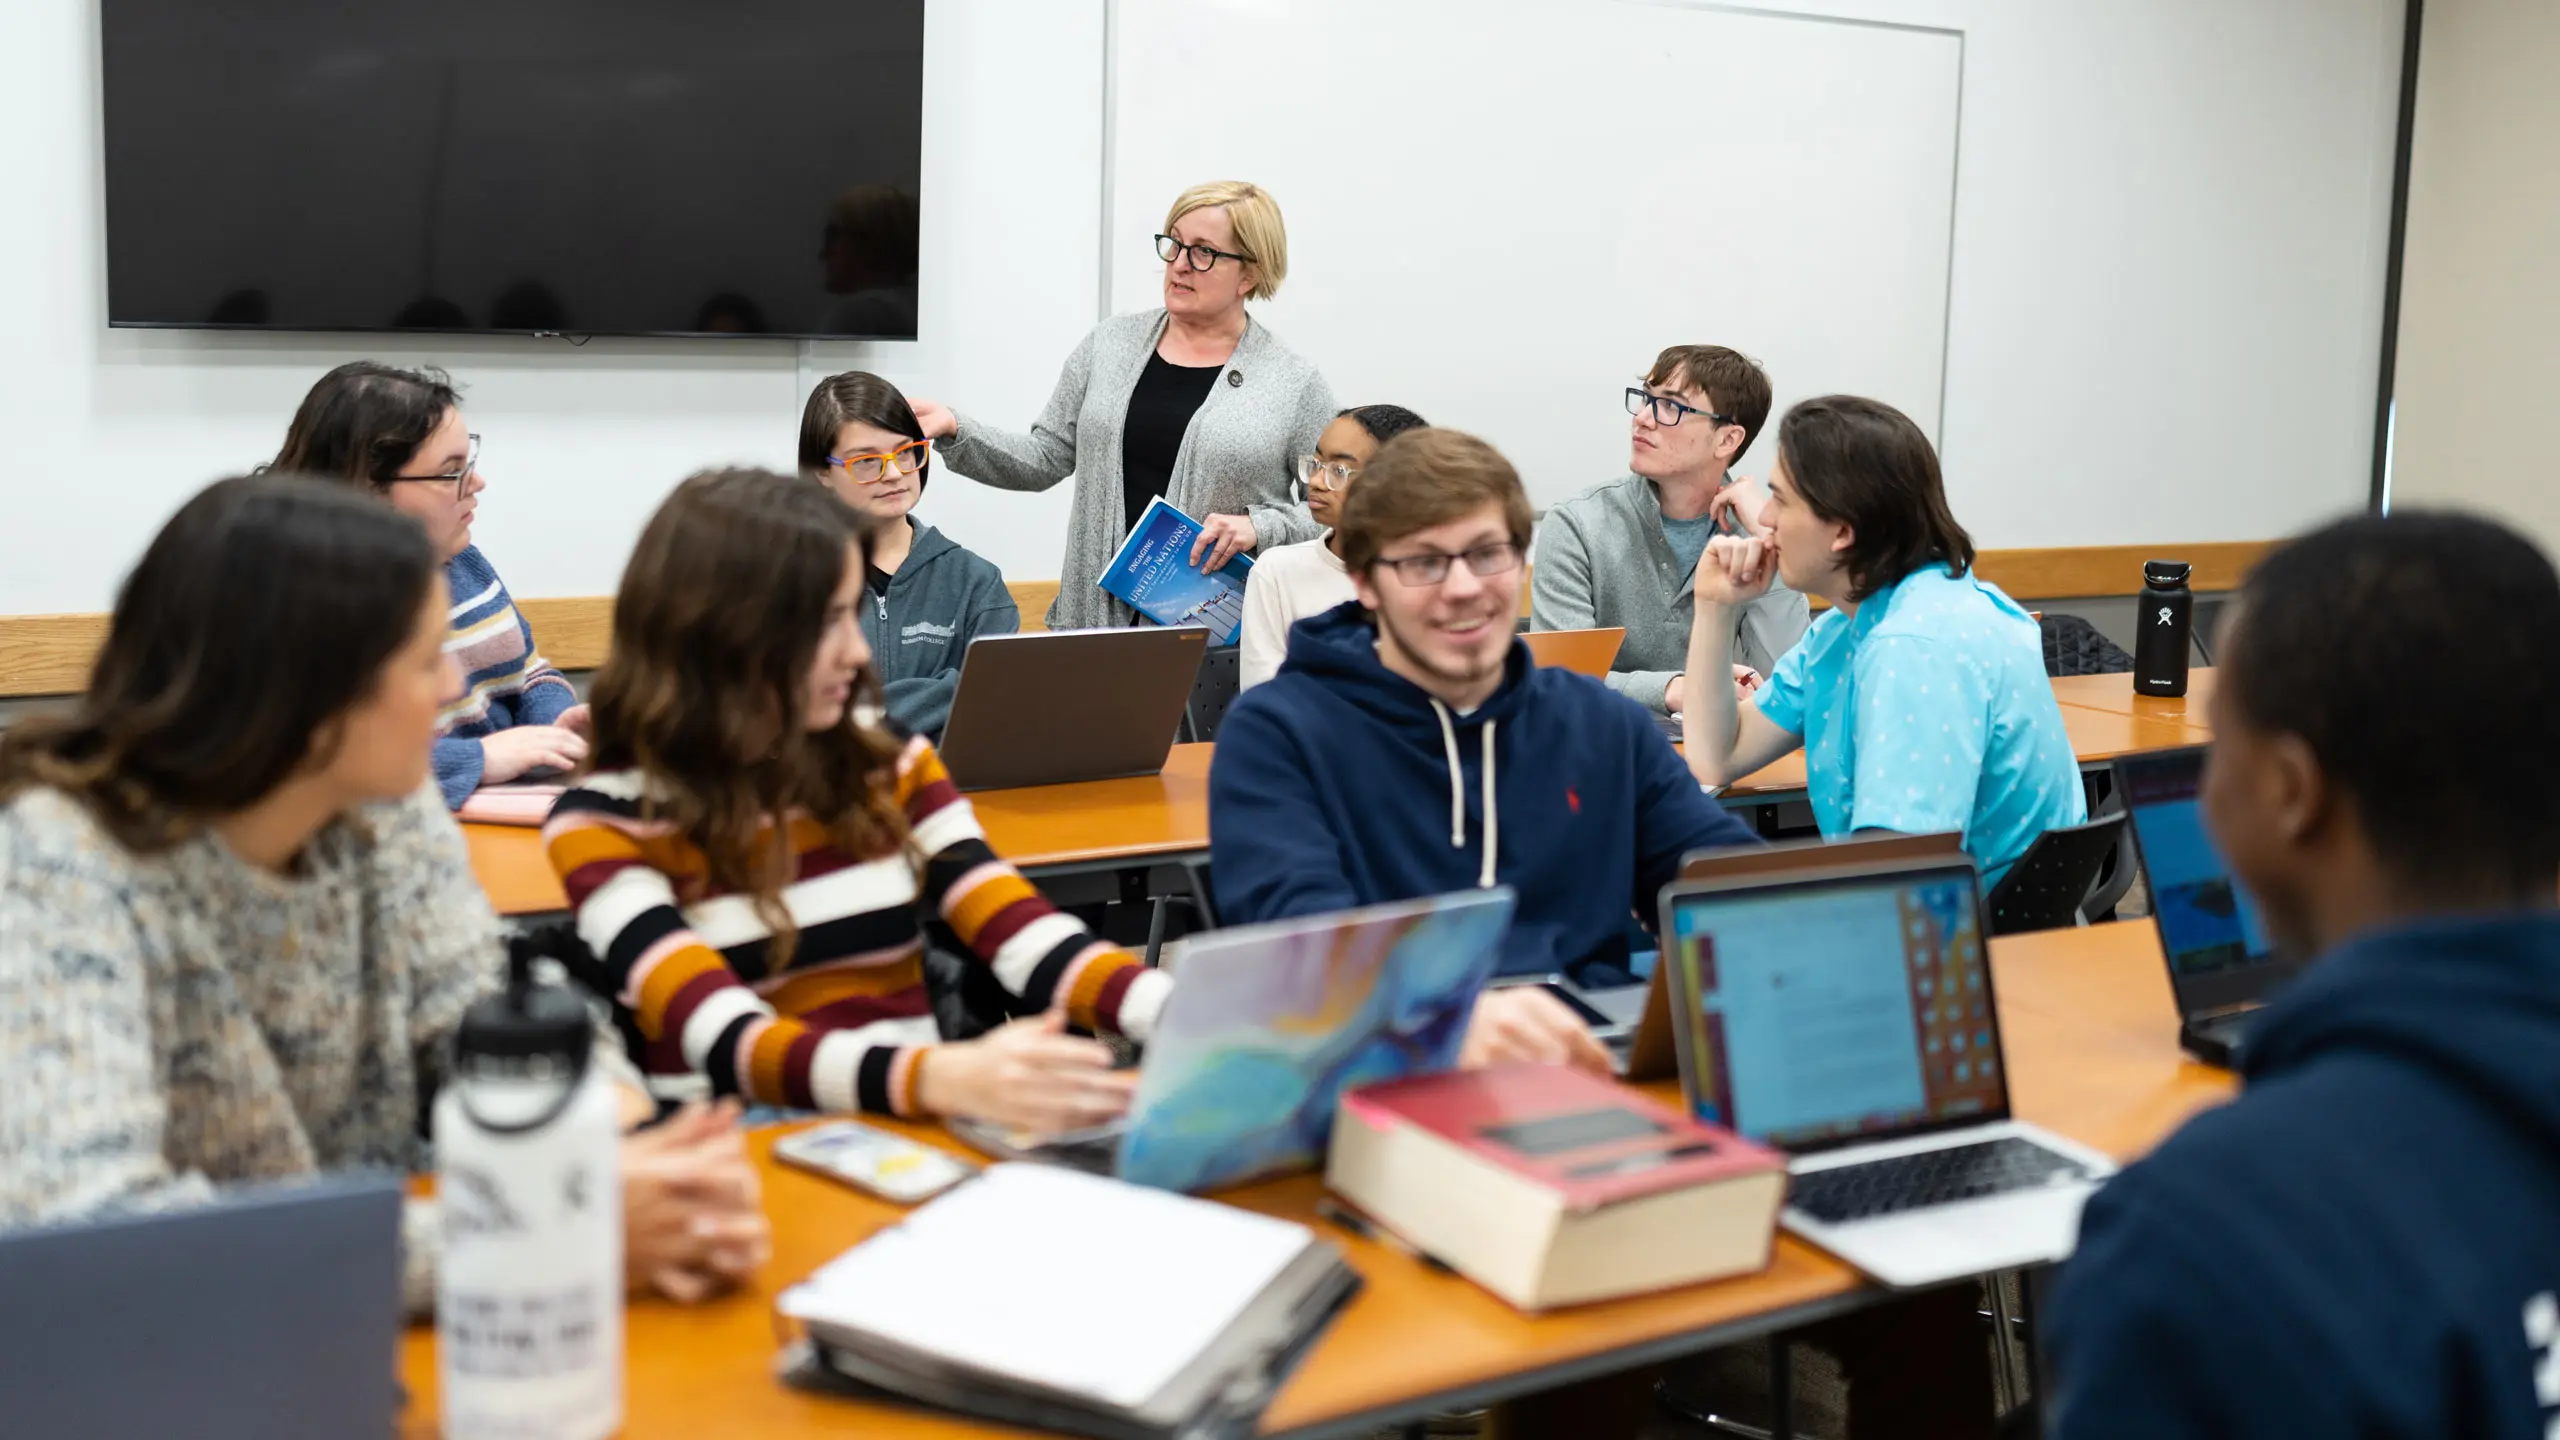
[1111, 0, 1963, 511]
[1769, 0, 2403, 552]
[2384, 0, 2560, 556]
[0, 0, 2402, 613]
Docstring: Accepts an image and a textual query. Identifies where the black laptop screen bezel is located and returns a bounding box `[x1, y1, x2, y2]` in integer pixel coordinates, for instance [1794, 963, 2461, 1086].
[2111, 745, 2302, 1017]
[1658, 859, 2016, 1156]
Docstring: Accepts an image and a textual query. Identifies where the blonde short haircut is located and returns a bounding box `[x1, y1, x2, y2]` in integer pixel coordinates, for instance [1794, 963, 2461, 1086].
[1165, 181, 1289, 302]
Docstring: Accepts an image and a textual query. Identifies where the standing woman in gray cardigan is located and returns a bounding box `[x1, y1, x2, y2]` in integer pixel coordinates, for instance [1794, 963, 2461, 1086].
[910, 181, 1335, 631]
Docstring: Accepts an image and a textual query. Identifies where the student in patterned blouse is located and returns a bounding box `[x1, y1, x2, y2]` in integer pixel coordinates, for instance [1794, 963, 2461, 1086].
[1681, 395, 2084, 889]
[272, 362, 589, 809]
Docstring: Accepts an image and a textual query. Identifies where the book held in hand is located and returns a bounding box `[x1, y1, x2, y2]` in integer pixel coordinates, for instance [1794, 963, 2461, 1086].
[1096, 496, 1254, 643]
[1327, 1063, 1787, 1310]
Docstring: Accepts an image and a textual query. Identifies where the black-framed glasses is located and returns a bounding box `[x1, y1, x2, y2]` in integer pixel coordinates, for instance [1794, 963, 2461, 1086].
[388, 433, 480, 499]
[1372, 540, 1524, 587]
[825, 438, 929, 486]
[1625, 387, 1732, 429]
[1155, 233, 1253, 273]
[1294, 454, 1360, 496]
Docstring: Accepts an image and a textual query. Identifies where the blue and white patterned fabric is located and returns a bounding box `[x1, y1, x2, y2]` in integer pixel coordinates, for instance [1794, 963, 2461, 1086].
[1753, 562, 2085, 888]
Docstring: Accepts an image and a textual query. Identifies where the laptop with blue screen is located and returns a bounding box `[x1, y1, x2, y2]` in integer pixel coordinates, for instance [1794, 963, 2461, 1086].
[2112, 745, 2299, 1067]
[1657, 855, 2114, 1288]
[954, 888, 1513, 1194]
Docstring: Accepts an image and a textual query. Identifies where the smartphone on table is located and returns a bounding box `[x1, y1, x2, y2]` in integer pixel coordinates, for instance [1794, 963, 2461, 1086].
[773, 1121, 977, 1204]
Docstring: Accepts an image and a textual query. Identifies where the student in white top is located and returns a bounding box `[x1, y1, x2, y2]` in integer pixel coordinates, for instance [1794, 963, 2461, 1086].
[1237, 404, 1428, 688]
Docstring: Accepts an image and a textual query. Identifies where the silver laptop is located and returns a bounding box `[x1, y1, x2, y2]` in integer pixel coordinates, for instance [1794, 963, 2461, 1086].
[0, 1175, 406, 1438]
[1535, 832, 1976, 1081]
[936, 627, 1208, 791]
[954, 888, 1515, 1192]
[1658, 857, 2114, 1288]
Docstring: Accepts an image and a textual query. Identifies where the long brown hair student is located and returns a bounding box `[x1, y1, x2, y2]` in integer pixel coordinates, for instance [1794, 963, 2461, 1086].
[0, 473, 445, 847]
[0, 474, 768, 1309]
[587, 468, 911, 946]
[546, 469, 1167, 1131]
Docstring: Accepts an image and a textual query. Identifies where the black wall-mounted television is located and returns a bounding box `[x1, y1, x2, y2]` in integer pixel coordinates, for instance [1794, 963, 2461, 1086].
[101, 0, 924, 340]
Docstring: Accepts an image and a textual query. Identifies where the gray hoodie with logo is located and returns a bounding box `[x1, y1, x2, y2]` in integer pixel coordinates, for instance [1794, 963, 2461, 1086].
[867, 520, 1019, 740]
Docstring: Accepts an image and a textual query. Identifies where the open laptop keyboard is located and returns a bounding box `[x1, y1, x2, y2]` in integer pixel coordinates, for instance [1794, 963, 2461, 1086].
[1788, 1136, 2089, 1224]
[1038, 1130, 1122, 1175]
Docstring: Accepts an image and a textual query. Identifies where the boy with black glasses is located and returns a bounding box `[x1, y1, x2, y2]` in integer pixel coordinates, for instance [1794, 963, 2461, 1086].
[1533, 345, 1809, 719]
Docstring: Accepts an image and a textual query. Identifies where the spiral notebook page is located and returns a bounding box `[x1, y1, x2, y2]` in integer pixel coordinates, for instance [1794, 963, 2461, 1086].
[780, 1163, 1314, 1410]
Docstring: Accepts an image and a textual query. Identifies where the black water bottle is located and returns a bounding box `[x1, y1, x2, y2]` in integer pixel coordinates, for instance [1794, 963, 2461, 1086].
[2133, 559, 2193, 697]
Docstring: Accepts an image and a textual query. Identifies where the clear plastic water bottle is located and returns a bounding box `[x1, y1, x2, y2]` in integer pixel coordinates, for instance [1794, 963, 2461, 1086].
[2133, 559, 2193, 698]
[435, 934, 623, 1440]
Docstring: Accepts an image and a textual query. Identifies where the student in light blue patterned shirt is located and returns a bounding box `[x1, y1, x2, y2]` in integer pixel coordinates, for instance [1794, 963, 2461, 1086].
[1679, 394, 2083, 887]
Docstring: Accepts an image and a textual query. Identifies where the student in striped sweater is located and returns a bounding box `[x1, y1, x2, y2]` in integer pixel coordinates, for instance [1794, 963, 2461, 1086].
[546, 468, 1162, 1132]
[273, 362, 588, 809]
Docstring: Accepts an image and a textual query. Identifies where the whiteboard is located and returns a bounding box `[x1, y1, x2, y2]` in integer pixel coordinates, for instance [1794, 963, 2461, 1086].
[1109, 0, 1962, 508]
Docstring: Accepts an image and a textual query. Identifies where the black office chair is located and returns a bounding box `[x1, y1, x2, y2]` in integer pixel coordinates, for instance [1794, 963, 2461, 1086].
[2039, 613, 2134, 677]
[2078, 799, 2140, 923]
[1985, 813, 2130, 936]
[1144, 862, 1220, 970]
[1180, 645, 1242, 743]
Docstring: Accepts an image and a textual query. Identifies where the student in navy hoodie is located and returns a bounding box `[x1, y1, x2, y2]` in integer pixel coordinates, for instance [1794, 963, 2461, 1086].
[2044, 510, 2560, 1440]
[1211, 426, 1759, 1064]
[1216, 426, 2003, 1438]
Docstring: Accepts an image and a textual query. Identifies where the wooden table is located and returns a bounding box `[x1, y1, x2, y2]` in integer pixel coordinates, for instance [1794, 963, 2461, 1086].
[962, 742, 1212, 876]
[463, 689, 2209, 917]
[2049, 668, 2217, 732]
[1713, 695, 2210, 810]
[465, 746, 1217, 918]
[464, 824, 569, 917]
[395, 923, 2234, 1438]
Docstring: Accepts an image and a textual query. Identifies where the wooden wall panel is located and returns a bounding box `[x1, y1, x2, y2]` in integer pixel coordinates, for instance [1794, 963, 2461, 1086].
[0, 614, 111, 697]
[0, 541, 2274, 696]
[1969, 541, 2271, 601]
[512, 597, 614, 670]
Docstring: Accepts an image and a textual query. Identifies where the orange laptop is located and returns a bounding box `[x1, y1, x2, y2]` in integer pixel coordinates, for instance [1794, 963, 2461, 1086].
[1521, 627, 1626, 678]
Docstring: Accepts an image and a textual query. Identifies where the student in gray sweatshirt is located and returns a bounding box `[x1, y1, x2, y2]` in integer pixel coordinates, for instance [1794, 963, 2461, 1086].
[801, 371, 1020, 740]
[1531, 344, 1811, 717]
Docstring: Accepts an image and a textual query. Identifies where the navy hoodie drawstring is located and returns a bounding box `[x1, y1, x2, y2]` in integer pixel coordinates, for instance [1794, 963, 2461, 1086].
[1427, 699, 1499, 889]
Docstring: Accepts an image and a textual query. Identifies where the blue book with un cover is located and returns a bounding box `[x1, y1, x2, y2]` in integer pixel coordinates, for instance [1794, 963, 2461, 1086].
[1095, 496, 1254, 644]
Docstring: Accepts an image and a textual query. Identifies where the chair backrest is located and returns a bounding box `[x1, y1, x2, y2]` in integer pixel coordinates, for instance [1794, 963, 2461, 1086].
[2039, 613, 2135, 678]
[1985, 813, 2131, 936]
[1184, 645, 1243, 743]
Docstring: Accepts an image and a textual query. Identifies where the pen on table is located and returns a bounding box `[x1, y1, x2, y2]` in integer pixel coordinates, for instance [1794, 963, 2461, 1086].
[1313, 1196, 1452, 1274]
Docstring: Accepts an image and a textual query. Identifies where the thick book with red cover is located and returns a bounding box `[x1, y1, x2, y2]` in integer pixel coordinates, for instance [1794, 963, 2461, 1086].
[1327, 1063, 1787, 1310]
